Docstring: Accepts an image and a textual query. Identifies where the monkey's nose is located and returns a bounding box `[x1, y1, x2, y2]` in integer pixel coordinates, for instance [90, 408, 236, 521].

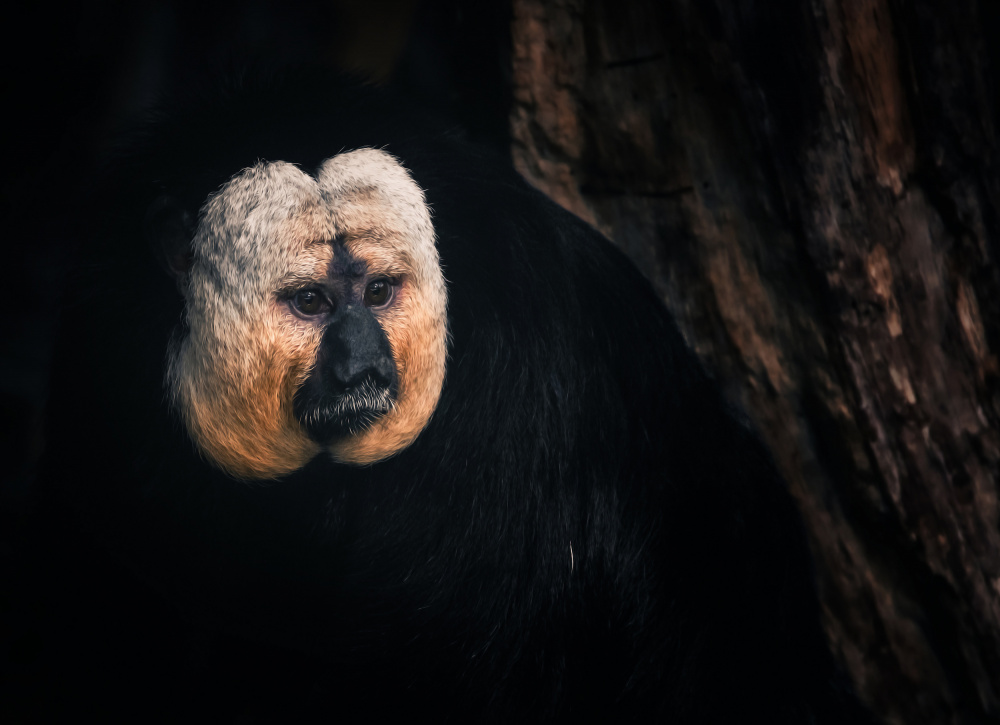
[331, 354, 395, 392]
[323, 305, 397, 394]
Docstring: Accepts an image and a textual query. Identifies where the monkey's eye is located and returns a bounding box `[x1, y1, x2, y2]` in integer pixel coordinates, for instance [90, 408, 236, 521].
[363, 278, 393, 308]
[292, 289, 327, 315]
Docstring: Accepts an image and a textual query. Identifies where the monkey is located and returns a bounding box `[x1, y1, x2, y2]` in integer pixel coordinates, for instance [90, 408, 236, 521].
[163, 149, 447, 477]
[13, 70, 876, 723]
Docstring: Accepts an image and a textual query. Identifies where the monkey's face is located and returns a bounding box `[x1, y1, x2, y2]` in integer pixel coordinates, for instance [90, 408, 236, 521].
[166, 149, 447, 479]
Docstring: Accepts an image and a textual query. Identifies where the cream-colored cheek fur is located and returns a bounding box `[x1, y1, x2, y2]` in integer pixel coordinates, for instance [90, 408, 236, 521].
[168, 150, 447, 478]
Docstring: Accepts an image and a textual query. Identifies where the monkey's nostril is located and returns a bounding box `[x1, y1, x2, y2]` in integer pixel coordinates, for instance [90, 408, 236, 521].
[332, 362, 393, 393]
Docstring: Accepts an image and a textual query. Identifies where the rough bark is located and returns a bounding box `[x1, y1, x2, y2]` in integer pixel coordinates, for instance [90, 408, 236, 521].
[509, 1, 1000, 723]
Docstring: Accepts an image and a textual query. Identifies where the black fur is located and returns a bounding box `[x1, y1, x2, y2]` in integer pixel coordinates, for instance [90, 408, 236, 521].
[15, 70, 875, 723]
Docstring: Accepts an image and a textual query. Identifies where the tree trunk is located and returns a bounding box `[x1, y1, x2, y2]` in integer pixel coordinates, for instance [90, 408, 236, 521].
[509, 1, 1000, 723]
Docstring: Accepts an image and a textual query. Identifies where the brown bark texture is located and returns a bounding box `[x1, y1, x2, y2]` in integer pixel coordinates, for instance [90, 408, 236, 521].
[509, 1, 1000, 723]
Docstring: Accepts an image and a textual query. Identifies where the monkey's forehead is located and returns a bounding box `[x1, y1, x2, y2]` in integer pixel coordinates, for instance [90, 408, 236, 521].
[194, 148, 435, 280]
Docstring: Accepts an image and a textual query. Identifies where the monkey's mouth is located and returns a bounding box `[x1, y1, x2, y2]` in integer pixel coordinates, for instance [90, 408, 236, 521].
[294, 378, 396, 442]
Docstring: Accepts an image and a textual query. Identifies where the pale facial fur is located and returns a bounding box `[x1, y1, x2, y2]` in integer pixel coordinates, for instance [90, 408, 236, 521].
[167, 148, 448, 479]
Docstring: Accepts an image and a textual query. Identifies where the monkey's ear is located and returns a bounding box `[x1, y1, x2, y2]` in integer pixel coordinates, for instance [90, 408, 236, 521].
[145, 195, 195, 280]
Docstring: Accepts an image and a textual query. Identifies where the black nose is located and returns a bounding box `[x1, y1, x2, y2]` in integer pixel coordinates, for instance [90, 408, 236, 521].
[322, 305, 397, 393]
[293, 304, 400, 442]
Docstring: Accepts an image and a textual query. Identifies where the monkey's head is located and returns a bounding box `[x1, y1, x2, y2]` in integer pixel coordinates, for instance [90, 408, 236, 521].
[156, 148, 447, 479]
